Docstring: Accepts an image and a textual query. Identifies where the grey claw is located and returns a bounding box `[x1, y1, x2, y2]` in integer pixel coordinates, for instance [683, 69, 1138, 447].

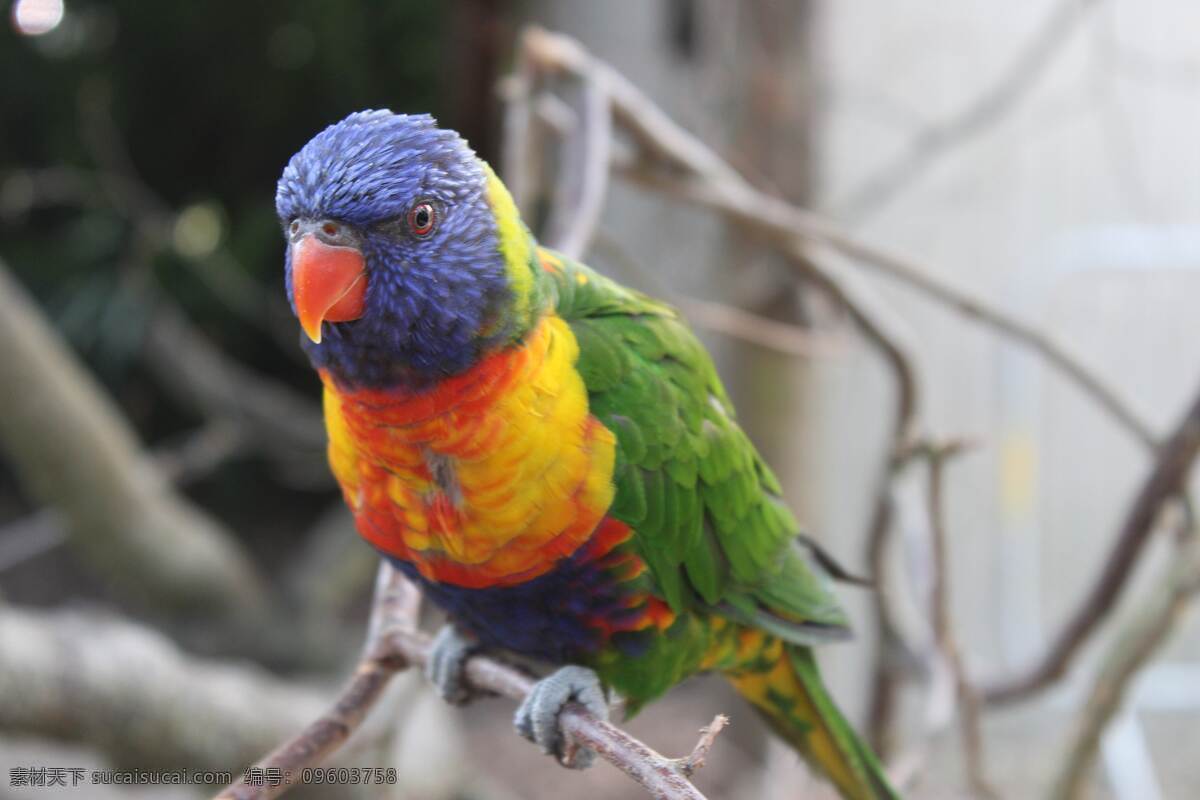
[425, 624, 478, 705]
[514, 665, 609, 769]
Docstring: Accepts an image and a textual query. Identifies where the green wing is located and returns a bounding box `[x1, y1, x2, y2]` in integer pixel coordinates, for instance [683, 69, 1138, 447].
[540, 248, 849, 642]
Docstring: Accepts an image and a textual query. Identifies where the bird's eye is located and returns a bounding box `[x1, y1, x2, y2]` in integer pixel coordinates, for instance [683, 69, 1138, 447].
[288, 219, 300, 236]
[407, 202, 437, 238]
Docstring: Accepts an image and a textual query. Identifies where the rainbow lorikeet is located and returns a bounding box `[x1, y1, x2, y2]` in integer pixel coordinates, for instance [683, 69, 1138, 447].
[276, 110, 899, 800]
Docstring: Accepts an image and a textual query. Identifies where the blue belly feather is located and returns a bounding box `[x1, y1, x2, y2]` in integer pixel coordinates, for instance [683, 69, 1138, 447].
[384, 545, 648, 664]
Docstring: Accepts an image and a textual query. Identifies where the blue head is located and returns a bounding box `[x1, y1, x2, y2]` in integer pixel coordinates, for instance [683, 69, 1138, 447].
[276, 110, 533, 389]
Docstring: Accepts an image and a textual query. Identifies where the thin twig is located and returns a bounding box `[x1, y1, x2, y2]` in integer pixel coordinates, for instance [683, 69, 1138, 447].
[77, 80, 306, 365]
[924, 441, 995, 798]
[217, 564, 723, 800]
[837, 0, 1105, 219]
[674, 715, 730, 778]
[520, 26, 1155, 454]
[516, 30, 1199, 734]
[0, 511, 65, 573]
[216, 566, 419, 800]
[541, 69, 612, 259]
[986, 379, 1200, 703]
[590, 231, 845, 360]
[143, 301, 327, 468]
[498, 46, 537, 214]
[624, 169, 1158, 454]
[675, 296, 845, 359]
[0, 423, 243, 574]
[1049, 527, 1200, 800]
[519, 25, 939, 758]
[0, 262, 266, 617]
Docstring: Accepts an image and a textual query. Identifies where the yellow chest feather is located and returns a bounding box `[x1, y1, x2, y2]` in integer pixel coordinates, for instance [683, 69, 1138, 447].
[322, 316, 616, 586]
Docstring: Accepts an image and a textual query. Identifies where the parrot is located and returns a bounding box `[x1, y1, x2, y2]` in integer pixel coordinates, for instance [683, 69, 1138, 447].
[276, 110, 899, 800]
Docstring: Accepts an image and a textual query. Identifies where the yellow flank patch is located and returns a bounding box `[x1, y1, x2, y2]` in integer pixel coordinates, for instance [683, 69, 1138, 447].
[483, 162, 533, 327]
[323, 315, 617, 586]
[724, 641, 865, 799]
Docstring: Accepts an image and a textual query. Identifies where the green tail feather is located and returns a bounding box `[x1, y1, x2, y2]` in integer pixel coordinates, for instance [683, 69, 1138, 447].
[726, 642, 901, 800]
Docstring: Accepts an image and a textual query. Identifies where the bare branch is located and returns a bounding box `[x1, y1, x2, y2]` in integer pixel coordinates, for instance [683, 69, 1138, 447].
[77, 81, 301, 355]
[626, 170, 1157, 453]
[986, 379, 1200, 703]
[541, 69, 613, 259]
[218, 564, 721, 800]
[0, 261, 266, 617]
[924, 441, 996, 798]
[0, 423, 242, 574]
[1049, 527, 1200, 799]
[520, 26, 1155, 453]
[837, 0, 1105, 219]
[142, 301, 327, 469]
[674, 715, 730, 779]
[588, 231, 845, 360]
[498, 47, 538, 213]
[216, 567, 420, 800]
[3, 151, 327, 468]
[0, 510, 65, 573]
[675, 296, 845, 359]
[0, 605, 327, 772]
[517, 29, 743, 188]
[516, 25, 942, 758]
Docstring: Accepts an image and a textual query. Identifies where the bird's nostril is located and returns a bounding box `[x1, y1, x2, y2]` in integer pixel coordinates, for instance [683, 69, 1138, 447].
[322, 222, 340, 237]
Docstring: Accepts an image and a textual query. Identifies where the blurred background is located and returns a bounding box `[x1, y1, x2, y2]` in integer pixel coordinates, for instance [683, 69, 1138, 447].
[2, 1, 1199, 798]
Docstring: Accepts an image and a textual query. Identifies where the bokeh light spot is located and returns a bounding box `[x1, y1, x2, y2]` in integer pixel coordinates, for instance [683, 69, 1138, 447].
[12, 0, 64, 36]
[172, 203, 223, 259]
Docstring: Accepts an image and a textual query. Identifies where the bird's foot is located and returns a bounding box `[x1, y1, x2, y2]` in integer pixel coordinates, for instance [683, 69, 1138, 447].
[514, 665, 610, 769]
[425, 624, 481, 705]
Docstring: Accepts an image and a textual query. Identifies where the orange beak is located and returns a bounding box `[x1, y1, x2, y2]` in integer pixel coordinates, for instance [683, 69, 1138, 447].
[291, 235, 367, 344]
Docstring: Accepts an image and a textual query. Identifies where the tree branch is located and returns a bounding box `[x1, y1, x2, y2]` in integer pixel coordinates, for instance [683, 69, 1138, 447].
[0, 423, 243, 574]
[142, 300, 328, 480]
[588, 228, 846, 360]
[837, 0, 1105, 219]
[515, 25, 942, 759]
[514, 30, 1186, 739]
[1049, 528, 1200, 800]
[924, 440, 995, 797]
[519, 25, 1155, 454]
[3, 162, 329, 469]
[622, 170, 1156, 453]
[0, 605, 327, 772]
[540, 68, 612, 259]
[674, 715, 730, 779]
[986, 378, 1200, 703]
[218, 564, 725, 800]
[674, 296, 846, 359]
[0, 261, 266, 618]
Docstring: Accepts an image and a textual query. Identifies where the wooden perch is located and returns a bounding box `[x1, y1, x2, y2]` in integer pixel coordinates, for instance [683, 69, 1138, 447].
[0, 261, 266, 617]
[217, 564, 726, 800]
